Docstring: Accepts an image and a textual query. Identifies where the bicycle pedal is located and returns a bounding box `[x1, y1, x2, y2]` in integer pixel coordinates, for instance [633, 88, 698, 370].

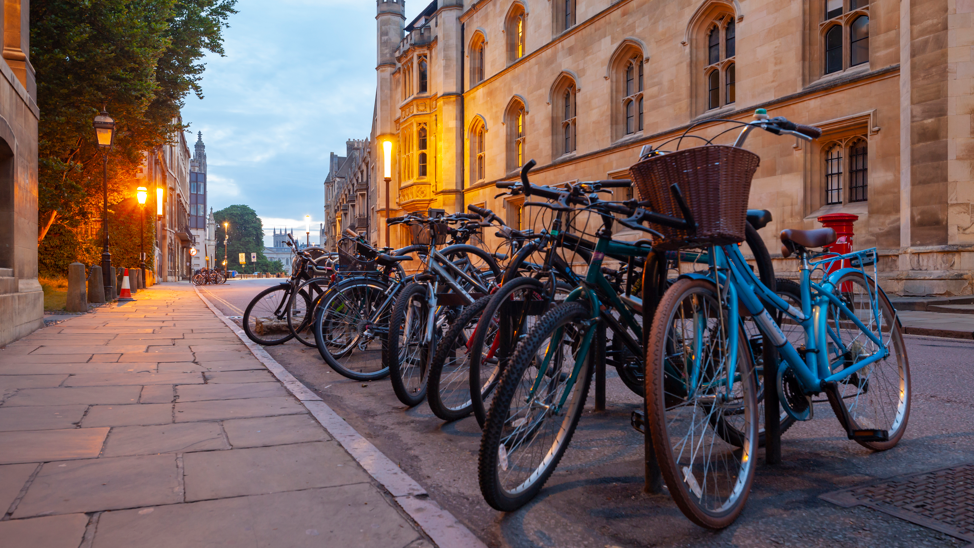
[630, 410, 646, 434]
[849, 429, 889, 442]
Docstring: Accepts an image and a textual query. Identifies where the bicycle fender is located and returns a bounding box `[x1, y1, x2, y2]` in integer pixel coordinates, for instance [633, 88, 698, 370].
[824, 267, 865, 288]
[563, 285, 600, 320]
[677, 272, 713, 284]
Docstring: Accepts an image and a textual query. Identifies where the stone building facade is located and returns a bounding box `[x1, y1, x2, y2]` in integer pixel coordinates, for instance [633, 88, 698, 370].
[141, 126, 192, 282]
[362, 0, 974, 296]
[0, 0, 43, 345]
[322, 139, 373, 250]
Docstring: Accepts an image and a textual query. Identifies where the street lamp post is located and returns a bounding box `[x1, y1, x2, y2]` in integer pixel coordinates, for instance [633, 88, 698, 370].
[136, 186, 148, 285]
[223, 221, 229, 278]
[382, 140, 392, 248]
[94, 108, 116, 299]
[305, 215, 311, 247]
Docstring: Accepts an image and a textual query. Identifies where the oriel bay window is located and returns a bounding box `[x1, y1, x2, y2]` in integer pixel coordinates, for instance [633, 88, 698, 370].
[417, 125, 428, 178]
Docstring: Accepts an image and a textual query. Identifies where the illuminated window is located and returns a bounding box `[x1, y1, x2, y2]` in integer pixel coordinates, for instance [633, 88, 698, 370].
[470, 33, 486, 86]
[418, 57, 428, 93]
[507, 5, 527, 64]
[506, 99, 527, 171]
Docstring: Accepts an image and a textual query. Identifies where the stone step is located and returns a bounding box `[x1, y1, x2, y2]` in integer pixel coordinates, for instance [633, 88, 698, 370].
[890, 295, 974, 311]
[927, 304, 974, 315]
[0, 268, 12, 277]
[0, 276, 16, 295]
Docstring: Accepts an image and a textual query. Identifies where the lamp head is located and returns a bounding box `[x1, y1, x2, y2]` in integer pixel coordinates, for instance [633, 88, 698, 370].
[136, 186, 147, 205]
[382, 140, 393, 179]
[93, 108, 115, 149]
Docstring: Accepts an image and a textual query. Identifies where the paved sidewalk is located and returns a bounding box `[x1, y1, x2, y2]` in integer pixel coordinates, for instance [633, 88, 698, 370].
[898, 310, 974, 339]
[0, 284, 433, 548]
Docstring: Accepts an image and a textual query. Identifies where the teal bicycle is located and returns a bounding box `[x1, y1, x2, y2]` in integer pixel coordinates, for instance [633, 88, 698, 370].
[477, 160, 681, 511]
[643, 112, 910, 529]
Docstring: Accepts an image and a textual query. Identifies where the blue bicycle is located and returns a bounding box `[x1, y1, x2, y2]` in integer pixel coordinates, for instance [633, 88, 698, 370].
[643, 111, 910, 529]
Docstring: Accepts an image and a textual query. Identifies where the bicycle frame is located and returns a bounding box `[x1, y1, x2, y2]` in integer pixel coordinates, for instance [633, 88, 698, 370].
[528, 225, 651, 413]
[710, 244, 889, 395]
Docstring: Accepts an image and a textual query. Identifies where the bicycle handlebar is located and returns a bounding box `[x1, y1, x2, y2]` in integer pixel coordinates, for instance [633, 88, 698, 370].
[769, 117, 822, 139]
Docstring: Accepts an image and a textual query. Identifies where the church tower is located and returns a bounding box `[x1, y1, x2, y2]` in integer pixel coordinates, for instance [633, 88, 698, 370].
[189, 131, 208, 270]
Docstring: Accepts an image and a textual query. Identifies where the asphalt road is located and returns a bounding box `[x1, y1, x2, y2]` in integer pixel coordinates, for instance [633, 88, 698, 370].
[199, 279, 971, 548]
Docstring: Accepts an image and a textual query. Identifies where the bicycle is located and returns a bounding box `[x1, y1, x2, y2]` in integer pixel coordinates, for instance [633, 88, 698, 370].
[241, 233, 332, 345]
[643, 110, 909, 529]
[385, 211, 502, 407]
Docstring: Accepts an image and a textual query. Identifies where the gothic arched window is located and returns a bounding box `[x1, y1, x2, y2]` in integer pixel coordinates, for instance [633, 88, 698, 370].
[470, 34, 486, 86]
[725, 64, 736, 104]
[850, 16, 869, 66]
[417, 126, 428, 178]
[700, 15, 736, 112]
[506, 99, 527, 171]
[563, 85, 576, 154]
[825, 26, 843, 74]
[418, 58, 428, 93]
[825, 143, 843, 205]
[507, 5, 527, 63]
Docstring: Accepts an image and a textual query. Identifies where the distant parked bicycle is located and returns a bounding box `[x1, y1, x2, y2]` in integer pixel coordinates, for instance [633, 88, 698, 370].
[192, 268, 225, 286]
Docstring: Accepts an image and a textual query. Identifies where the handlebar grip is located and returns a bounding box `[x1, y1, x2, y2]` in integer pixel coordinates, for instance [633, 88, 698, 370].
[453, 213, 480, 220]
[520, 160, 537, 197]
[793, 123, 822, 139]
[387, 216, 406, 224]
[585, 180, 633, 188]
[344, 228, 358, 239]
[468, 204, 491, 217]
[496, 181, 517, 189]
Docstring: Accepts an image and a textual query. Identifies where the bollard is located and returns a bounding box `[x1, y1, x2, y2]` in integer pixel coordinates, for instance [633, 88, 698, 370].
[66, 263, 88, 312]
[110, 267, 118, 300]
[818, 213, 859, 291]
[130, 269, 139, 295]
[88, 265, 105, 304]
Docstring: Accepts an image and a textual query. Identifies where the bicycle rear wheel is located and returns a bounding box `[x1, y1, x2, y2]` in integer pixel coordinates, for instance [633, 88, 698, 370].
[646, 277, 757, 530]
[313, 276, 392, 381]
[478, 301, 592, 512]
[826, 271, 910, 451]
[427, 296, 491, 421]
[288, 279, 328, 347]
[242, 284, 296, 346]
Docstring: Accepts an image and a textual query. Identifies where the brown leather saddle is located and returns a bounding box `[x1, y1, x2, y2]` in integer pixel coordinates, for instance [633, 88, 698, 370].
[780, 228, 837, 258]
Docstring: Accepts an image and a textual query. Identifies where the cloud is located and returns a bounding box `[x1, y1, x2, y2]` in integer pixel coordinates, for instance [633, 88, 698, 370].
[182, 0, 426, 227]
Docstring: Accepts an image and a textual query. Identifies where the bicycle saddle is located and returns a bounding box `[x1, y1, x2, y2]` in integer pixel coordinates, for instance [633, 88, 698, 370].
[376, 254, 410, 267]
[746, 209, 772, 230]
[780, 228, 837, 257]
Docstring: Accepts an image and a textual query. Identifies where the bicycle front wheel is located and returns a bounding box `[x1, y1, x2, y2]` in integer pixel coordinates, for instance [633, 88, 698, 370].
[288, 279, 328, 347]
[313, 276, 392, 381]
[427, 295, 491, 421]
[826, 271, 910, 451]
[646, 277, 758, 530]
[478, 301, 592, 512]
[242, 284, 295, 346]
[386, 283, 432, 407]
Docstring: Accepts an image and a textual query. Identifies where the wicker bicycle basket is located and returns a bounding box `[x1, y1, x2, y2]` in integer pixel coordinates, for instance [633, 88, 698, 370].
[410, 221, 449, 246]
[337, 249, 376, 272]
[629, 145, 760, 250]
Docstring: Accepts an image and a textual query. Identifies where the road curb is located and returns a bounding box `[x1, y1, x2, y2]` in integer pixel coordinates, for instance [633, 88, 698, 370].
[193, 286, 487, 548]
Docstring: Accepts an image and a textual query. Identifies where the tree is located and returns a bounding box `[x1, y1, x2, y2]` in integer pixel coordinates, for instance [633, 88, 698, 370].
[213, 205, 282, 274]
[31, 0, 237, 274]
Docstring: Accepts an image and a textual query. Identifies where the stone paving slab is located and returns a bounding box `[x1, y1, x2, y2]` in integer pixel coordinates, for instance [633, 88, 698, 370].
[0, 354, 94, 366]
[0, 514, 89, 548]
[173, 396, 304, 422]
[117, 352, 196, 363]
[175, 382, 287, 402]
[0, 404, 87, 431]
[0, 363, 154, 375]
[183, 441, 369, 501]
[30, 345, 148, 355]
[93, 485, 427, 548]
[63, 372, 203, 387]
[0, 428, 109, 464]
[157, 362, 205, 373]
[194, 359, 266, 371]
[88, 353, 122, 363]
[0, 375, 68, 398]
[102, 423, 229, 457]
[13, 455, 181, 518]
[203, 370, 276, 384]
[82, 404, 173, 427]
[139, 385, 174, 403]
[223, 414, 330, 448]
[0, 463, 36, 511]
[2, 386, 141, 406]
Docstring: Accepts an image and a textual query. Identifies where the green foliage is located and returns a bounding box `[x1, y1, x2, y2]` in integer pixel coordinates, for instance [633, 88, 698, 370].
[213, 205, 283, 274]
[31, 0, 237, 265]
[38, 225, 81, 278]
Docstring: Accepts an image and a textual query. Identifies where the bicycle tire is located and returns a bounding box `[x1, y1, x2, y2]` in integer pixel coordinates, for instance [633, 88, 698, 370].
[469, 276, 550, 428]
[242, 284, 296, 346]
[427, 296, 491, 421]
[288, 278, 329, 347]
[825, 271, 910, 451]
[386, 283, 433, 407]
[313, 276, 393, 381]
[646, 277, 758, 530]
[478, 301, 592, 512]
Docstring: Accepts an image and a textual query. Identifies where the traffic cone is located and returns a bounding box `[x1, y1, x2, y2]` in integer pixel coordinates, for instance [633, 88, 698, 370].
[119, 268, 134, 300]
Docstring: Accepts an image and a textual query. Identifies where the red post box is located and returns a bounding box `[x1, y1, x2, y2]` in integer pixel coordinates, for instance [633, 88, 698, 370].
[818, 213, 859, 288]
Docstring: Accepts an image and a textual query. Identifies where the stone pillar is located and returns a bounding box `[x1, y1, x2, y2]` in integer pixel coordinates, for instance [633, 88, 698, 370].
[66, 263, 87, 312]
[88, 265, 105, 304]
[110, 267, 118, 300]
[130, 270, 139, 295]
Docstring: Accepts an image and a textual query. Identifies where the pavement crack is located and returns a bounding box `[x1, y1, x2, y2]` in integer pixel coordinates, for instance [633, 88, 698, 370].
[3, 463, 42, 520]
[78, 512, 102, 548]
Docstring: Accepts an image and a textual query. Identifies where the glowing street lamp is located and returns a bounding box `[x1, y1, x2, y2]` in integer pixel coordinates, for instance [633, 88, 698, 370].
[137, 186, 148, 283]
[94, 107, 116, 299]
[223, 221, 229, 277]
[305, 214, 311, 247]
[156, 187, 164, 218]
[383, 140, 393, 247]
